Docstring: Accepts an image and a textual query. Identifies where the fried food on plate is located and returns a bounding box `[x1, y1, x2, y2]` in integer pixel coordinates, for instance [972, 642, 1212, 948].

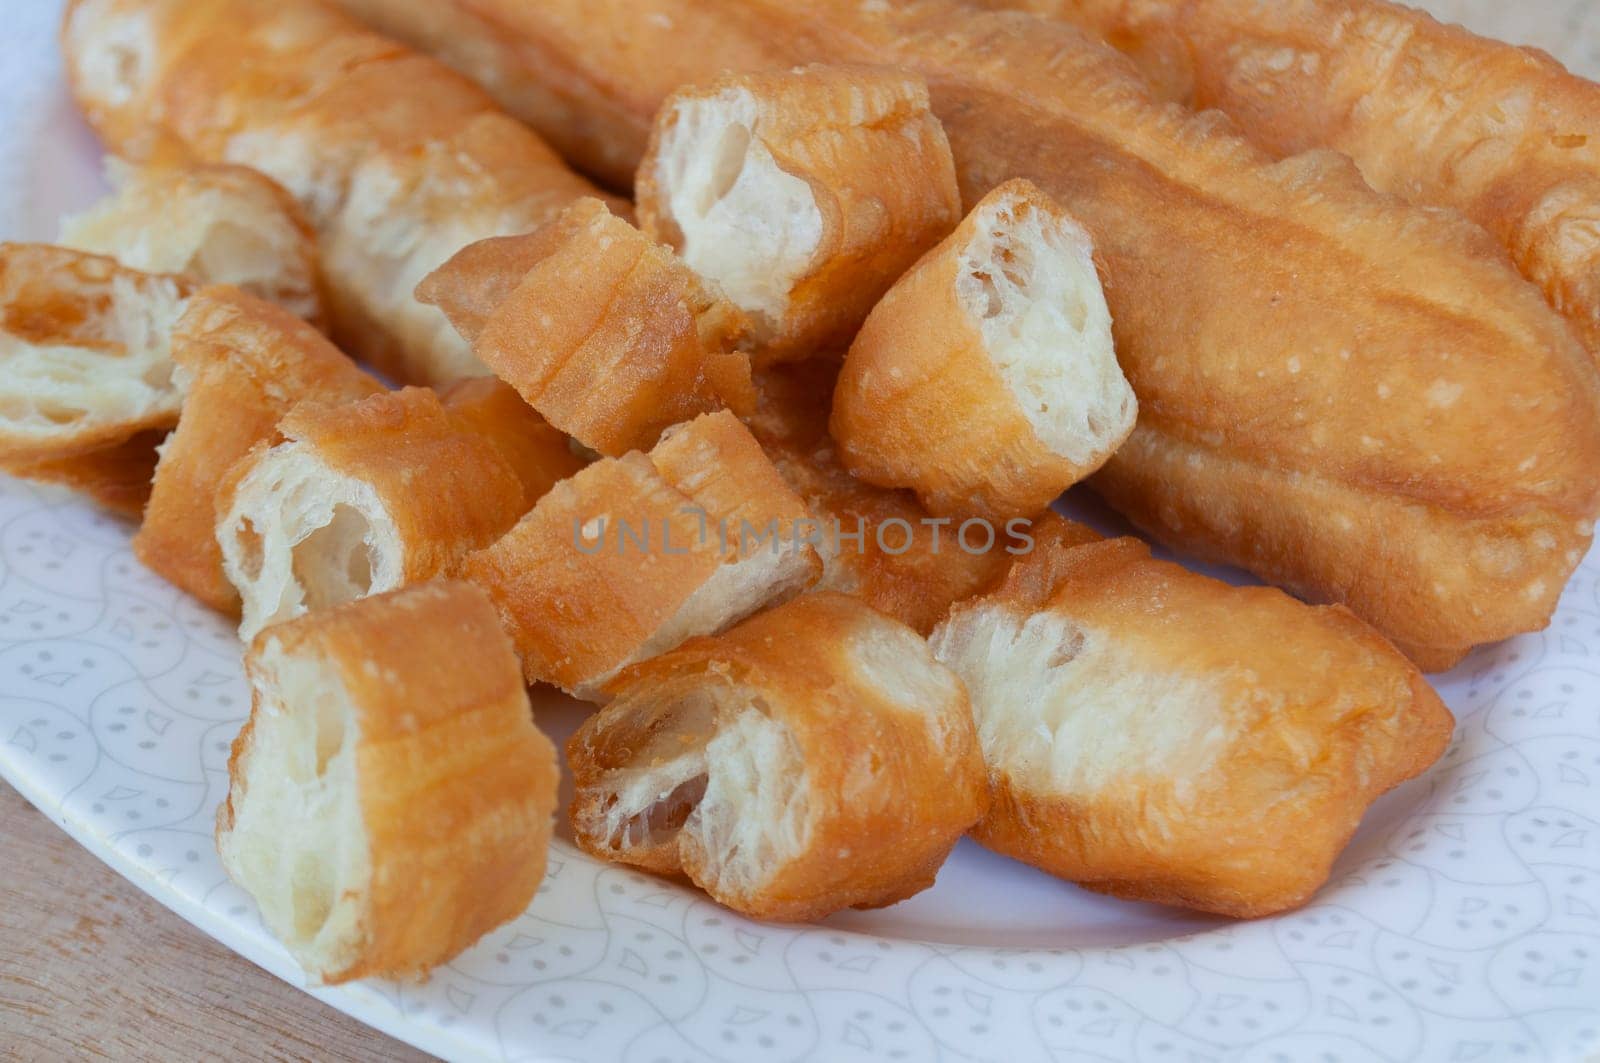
[217, 580, 559, 984]
[930, 535, 1454, 917]
[60, 159, 324, 326]
[434, 377, 586, 506]
[327, 0, 793, 189]
[569, 591, 988, 921]
[217, 386, 535, 642]
[133, 287, 380, 614]
[419, 197, 753, 457]
[62, 0, 613, 384]
[832, 179, 1134, 521]
[991, 0, 1600, 357]
[0, 430, 167, 519]
[349, 0, 1600, 669]
[463, 410, 821, 699]
[636, 64, 962, 361]
[749, 361, 1085, 634]
[0, 243, 190, 466]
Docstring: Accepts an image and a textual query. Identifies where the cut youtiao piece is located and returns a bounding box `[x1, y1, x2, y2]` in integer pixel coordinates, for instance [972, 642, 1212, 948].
[60, 158, 324, 325]
[569, 591, 988, 920]
[463, 410, 821, 699]
[217, 580, 559, 983]
[930, 536, 1455, 917]
[419, 197, 752, 456]
[833, 179, 1135, 520]
[134, 286, 381, 613]
[0, 243, 190, 465]
[636, 64, 962, 361]
[217, 386, 536, 641]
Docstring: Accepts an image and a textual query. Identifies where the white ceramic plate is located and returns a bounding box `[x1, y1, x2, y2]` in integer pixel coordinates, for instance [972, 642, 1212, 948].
[3, 2, 1600, 1060]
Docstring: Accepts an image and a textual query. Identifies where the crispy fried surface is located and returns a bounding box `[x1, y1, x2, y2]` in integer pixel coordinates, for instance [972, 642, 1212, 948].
[0, 430, 167, 518]
[570, 592, 989, 921]
[995, 0, 1600, 357]
[337, 0, 1600, 667]
[133, 286, 379, 614]
[750, 362, 1072, 635]
[217, 580, 558, 983]
[636, 64, 961, 360]
[932, 537, 1454, 917]
[420, 198, 753, 456]
[463, 410, 820, 696]
[63, 0, 610, 384]
[437, 377, 585, 507]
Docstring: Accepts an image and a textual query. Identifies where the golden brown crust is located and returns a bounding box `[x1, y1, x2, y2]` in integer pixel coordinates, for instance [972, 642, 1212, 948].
[933, 537, 1454, 917]
[997, 0, 1600, 357]
[569, 591, 989, 921]
[437, 377, 584, 508]
[329, 0, 790, 189]
[264, 386, 532, 577]
[0, 243, 192, 462]
[62, 0, 608, 385]
[1092, 425, 1589, 672]
[350, 0, 1600, 666]
[831, 178, 1131, 520]
[750, 363, 1094, 634]
[0, 430, 166, 518]
[635, 64, 962, 361]
[419, 198, 753, 456]
[218, 580, 559, 983]
[462, 410, 819, 694]
[133, 287, 380, 614]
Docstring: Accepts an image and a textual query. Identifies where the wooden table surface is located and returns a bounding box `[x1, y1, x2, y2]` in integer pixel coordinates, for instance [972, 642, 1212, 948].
[0, 781, 433, 1062]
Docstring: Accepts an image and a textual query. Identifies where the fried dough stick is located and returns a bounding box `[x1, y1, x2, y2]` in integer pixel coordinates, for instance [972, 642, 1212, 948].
[63, 0, 613, 384]
[932, 535, 1454, 917]
[988, 0, 1600, 357]
[354, 0, 1600, 668]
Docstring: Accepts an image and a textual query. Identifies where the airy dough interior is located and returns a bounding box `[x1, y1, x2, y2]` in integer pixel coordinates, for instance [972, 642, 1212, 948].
[217, 638, 369, 981]
[63, 0, 156, 112]
[0, 273, 186, 445]
[954, 191, 1135, 466]
[654, 87, 822, 334]
[218, 446, 401, 643]
[595, 686, 810, 899]
[929, 605, 1228, 803]
[60, 164, 319, 322]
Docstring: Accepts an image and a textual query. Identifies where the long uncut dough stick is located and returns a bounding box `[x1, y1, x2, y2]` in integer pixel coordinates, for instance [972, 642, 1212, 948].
[62, 0, 611, 384]
[330, 0, 1600, 669]
[332, 0, 798, 189]
[987, 0, 1600, 357]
